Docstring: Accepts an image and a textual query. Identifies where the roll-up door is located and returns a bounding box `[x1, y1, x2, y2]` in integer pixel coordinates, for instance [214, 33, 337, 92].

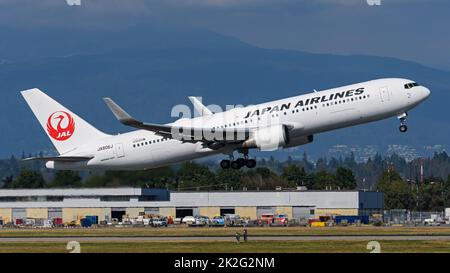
[144, 208, 160, 215]
[257, 206, 276, 217]
[12, 208, 26, 222]
[292, 206, 315, 220]
[48, 208, 63, 219]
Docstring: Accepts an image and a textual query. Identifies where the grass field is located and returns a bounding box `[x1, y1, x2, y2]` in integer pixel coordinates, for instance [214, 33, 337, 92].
[2, 226, 450, 237]
[2, 226, 450, 253]
[1, 240, 450, 253]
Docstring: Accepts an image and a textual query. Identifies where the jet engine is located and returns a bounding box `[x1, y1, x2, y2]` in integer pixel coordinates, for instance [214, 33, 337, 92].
[243, 124, 290, 151]
[283, 134, 314, 148]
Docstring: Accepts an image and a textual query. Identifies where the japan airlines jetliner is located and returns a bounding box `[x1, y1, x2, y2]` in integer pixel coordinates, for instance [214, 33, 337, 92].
[21, 78, 430, 170]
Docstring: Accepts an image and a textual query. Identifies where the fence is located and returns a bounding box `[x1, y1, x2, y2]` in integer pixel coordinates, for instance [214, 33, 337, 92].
[383, 209, 446, 224]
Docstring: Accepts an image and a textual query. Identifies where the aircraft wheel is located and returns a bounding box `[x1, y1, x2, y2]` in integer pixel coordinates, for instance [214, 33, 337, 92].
[220, 160, 231, 169]
[231, 160, 242, 170]
[245, 159, 257, 168]
[399, 124, 408, 133]
[235, 158, 246, 168]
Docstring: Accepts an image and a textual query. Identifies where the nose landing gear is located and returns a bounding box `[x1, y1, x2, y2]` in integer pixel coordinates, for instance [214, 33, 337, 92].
[398, 112, 408, 133]
[399, 124, 407, 133]
[220, 149, 257, 169]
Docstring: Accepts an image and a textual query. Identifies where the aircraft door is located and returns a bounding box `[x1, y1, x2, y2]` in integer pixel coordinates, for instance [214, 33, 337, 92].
[379, 86, 390, 102]
[115, 143, 125, 158]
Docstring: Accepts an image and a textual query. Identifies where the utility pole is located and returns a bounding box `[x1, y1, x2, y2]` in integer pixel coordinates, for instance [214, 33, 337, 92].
[420, 158, 424, 184]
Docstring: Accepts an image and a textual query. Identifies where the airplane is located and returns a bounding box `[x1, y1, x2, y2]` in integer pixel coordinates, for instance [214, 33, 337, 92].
[21, 78, 430, 170]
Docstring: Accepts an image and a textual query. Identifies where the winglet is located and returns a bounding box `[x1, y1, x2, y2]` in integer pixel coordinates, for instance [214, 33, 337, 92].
[103, 98, 139, 126]
[188, 96, 213, 116]
[103, 98, 170, 134]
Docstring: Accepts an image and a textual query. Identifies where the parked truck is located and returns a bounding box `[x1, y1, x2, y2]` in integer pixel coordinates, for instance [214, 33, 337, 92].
[258, 213, 275, 226]
[224, 214, 244, 227]
[424, 214, 443, 226]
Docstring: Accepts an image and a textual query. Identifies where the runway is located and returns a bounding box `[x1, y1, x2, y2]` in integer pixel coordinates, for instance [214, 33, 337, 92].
[2, 235, 450, 242]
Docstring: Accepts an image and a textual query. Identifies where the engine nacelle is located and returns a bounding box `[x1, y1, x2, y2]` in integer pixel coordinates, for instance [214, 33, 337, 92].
[243, 124, 290, 151]
[283, 135, 314, 148]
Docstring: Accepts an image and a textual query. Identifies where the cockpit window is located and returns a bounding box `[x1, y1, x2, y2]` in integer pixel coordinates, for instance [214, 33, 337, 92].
[404, 82, 420, 89]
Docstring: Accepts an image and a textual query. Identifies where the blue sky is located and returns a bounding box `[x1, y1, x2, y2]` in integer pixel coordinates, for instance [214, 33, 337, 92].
[0, 0, 448, 70]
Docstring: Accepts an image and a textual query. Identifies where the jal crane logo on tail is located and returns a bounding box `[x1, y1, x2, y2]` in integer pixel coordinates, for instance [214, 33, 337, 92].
[47, 111, 75, 141]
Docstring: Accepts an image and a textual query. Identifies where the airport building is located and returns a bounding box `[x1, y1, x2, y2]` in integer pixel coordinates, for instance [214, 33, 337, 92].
[0, 188, 383, 224]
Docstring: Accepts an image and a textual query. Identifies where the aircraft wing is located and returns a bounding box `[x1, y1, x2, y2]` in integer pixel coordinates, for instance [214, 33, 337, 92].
[103, 98, 250, 144]
[23, 156, 94, 162]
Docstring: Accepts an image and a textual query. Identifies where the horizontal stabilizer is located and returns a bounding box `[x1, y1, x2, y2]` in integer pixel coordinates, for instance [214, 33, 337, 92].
[23, 156, 94, 162]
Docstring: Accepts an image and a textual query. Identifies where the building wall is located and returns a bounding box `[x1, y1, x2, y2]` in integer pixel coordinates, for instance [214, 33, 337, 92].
[276, 206, 293, 219]
[0, 208, 11, 223]
[199, 207, 220, 218]
[62, 208, 111, 223]
[125, 208, 144, 218]
[169, 191, 359, 208]
[27, 208, 48, 219]
[314, 208, 358, 217]
[235, 207, 257, 219]
[159, 207, 176, 218]
[0, 190, 382, 211]
[358, 191, 384, 209]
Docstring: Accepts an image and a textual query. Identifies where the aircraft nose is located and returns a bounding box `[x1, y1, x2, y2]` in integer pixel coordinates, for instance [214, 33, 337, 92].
[422, 86, 431, 100]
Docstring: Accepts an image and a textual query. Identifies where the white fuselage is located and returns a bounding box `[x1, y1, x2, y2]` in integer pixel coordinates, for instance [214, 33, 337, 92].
[49, 78, 430, 170]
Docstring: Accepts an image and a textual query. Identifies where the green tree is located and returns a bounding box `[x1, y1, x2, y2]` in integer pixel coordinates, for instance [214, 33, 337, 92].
[9, 169, 45, 188]
[48, 170, 82, 188]
[418, 177, 446, 211]
[84, 174, 107, 188]
[281, 165, 306, 186]
[335, 167, 357, 190]
[376, 170, 415, 209]
[240, 167, 288, 190]
[176, 161, 216, 190]
[311, 170, 336, 190]
[1, 175, 13, 188]
[83, 167, 176, 189]
[215, 169, 243, 190]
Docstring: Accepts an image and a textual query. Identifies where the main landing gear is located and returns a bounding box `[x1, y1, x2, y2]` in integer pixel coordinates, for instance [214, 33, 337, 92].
[220, 149, 256, 170]
[398, 112, 408, 133]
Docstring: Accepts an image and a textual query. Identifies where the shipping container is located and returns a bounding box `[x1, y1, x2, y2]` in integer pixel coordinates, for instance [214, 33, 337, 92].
[80, 218, 92, 227]
[86, 216, 98, 225]
[310, 221, 326, 227]
[335, 215, 369, 225]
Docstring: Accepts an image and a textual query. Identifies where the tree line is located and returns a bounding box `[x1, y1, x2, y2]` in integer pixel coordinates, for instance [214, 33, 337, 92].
[1, 151, 450, 211]
[1, 162, 356, 191]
